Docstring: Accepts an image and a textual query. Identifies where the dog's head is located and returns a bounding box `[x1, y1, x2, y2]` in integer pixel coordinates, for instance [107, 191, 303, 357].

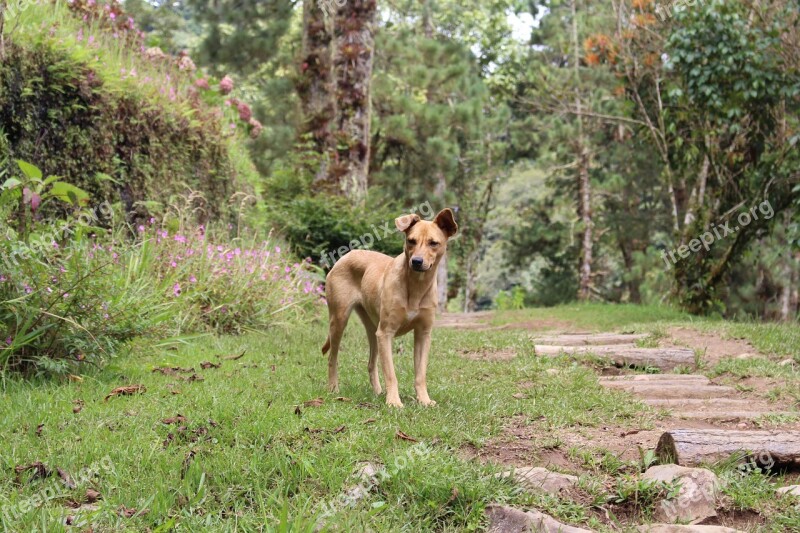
[395, 208, 458, 272]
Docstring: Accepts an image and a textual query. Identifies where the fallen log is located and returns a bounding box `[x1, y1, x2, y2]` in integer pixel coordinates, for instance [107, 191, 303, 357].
[534, 333, 647, 346]
[535, 345, 695, 371]
[656, 429, 800, 466]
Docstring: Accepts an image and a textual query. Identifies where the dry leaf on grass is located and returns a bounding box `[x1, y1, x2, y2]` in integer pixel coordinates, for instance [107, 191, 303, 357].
[152, 366, 194, 376]
[200, 361, 220, 369]
[15, 462, 50, 483]
[36, 424, 44, 437]
[85, 488, 102, 503]
[72, 399, 84, 414]
[332, 425, 346, 434]
[303, 398, 324, 408]
[511, 392, 528, 400]
[334, 397, 352, 402]
[57, 468, 76, 489]
[362, 418, 376, 425]
[222, 350, 247, 360]
[104, 385, 146, 401]
[161, 415, 188, 425]
[181, 450, 196, 479]
[118, 505, 148, 518]
[395, 430, 419, 443]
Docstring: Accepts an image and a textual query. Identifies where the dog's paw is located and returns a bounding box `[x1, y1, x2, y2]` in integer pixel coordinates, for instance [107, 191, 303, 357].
[417, 398, 437, 407]
[327, 382, 339, 393]
[386, 398, 404, 408]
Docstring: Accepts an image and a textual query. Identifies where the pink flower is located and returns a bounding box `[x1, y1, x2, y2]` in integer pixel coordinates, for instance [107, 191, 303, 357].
[109, 12, 116, 20]
[189, 275, 197, 283]
[249, 118, 263, 139]
[237, 102, 252, 121]
[173, 283, 181, 296]
[138, 225, 145, 232]
[219, 75, 234, 94]
[195, 78, 210, 90]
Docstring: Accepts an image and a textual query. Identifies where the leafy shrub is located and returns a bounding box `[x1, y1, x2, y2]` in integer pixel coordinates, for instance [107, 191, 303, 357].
[0, 0, 260, 223]
[494, 286, 526, 310]
[0, 161, 321, 374]
[135, 220, 323, 334]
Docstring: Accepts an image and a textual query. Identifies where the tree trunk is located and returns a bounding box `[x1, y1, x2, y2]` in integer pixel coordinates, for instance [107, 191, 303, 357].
[327, 0, 375, 204]
[436, 258, 448, 313]
[656, 429, 800, 466]
[300, 0, 335, 181]
[571, 0, 592, 301]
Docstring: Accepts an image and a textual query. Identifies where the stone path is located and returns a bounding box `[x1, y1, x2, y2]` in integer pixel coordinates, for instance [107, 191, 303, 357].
[451, 315, 800, 532]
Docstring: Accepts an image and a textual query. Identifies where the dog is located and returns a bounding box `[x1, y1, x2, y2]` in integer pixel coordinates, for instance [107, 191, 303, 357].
[321, 208, 458, 407]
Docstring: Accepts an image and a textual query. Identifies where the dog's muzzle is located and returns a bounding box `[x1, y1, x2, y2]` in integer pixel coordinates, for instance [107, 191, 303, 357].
[411, 257, 426, 271]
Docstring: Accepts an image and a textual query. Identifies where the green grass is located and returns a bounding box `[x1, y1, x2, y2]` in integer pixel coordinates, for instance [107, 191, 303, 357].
[2, 304, 799, 531]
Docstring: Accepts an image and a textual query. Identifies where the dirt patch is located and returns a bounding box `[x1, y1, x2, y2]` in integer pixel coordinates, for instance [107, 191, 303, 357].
[702, 508, 766, 530]
[664, 326, 759, 365]
[459, 348, 517, 362]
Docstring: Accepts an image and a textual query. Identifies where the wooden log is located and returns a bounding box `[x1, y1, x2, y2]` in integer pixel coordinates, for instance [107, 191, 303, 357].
[656, 429, 800, 466]
[535, 345, 695, 371]
[535, 333, 647, 346]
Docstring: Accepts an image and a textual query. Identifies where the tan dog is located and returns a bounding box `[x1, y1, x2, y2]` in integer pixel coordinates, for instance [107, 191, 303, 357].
[321, 208, 458, 407]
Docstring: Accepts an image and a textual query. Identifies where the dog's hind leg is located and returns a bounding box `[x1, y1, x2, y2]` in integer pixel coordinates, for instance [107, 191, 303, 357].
[325, 303, 352, 393]
[355, 306, 381, 395]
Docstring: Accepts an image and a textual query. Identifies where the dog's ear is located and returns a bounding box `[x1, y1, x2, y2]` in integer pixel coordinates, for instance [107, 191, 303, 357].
[395, 213, 420, 233]
[434, 208, 458, 238]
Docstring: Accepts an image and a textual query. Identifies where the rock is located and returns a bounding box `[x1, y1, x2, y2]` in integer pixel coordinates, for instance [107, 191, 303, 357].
[497, 466, 578, 495]
[642, 465, 720, 524]
[776, 484, 800, 497]
[637, 525, 743, 533]
[485, 505, 593, 533]
[778, 358, 795, 367]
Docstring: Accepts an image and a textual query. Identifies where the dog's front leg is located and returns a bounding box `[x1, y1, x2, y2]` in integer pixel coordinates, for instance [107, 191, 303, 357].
[376, 327, 402, 408]
[413, 327, 435, 406]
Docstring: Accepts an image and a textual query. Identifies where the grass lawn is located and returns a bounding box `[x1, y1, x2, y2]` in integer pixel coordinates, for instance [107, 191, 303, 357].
[1, 304, 799, 531]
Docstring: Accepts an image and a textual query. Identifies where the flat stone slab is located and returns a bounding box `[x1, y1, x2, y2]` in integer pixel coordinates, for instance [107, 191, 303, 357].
[642, 465, 720, 524]
[535, 346, 695, 371]
[534, 333, 647, 346]
[637, 525, 743, 533]
[776, 484, 800, 497]
[496, 466, 578, 495]
[599, 375, 792, 422]
[486, 505, 594, 533]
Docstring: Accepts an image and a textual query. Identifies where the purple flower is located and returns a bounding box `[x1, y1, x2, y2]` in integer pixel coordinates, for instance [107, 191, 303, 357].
[189, 275, 197, 283]
[5, 337, 11, 346]
[0, 275, 7, 282]
[52, 241, 59, 249]
[138, 225, 145, 232]
[173, 283, 181, 296]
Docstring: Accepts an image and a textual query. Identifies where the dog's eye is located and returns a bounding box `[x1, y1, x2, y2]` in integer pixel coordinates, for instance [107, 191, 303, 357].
[429, 241, 440, 247]
[407, 239, 417, 246]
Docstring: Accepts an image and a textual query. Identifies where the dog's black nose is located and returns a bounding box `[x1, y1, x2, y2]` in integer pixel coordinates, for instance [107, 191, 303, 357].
[411, 257, 424, 268]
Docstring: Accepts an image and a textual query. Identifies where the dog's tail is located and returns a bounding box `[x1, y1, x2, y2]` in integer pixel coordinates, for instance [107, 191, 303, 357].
[321, 336, 330, 355]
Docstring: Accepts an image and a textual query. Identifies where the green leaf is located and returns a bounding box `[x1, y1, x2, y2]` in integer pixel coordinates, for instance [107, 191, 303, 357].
[16, 160, 42, 181]
[2, 178, 22, 190]
[49, 182, 90, 205]
[95, 172, 121, 185]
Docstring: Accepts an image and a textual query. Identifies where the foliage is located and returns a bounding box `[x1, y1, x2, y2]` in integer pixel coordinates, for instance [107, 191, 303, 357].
[0, 0, 260, 223]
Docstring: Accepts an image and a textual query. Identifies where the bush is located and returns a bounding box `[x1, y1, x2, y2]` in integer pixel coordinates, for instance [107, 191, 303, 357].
[0, 161, 322, 374]
[0, 0, 260, 223]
